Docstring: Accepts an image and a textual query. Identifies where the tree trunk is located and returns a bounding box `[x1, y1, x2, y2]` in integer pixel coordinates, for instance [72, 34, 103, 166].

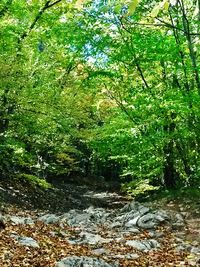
[163, 112, 177, 188]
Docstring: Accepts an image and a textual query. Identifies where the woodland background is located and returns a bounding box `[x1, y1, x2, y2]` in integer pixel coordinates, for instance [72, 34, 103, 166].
[0, 0, 200, 196]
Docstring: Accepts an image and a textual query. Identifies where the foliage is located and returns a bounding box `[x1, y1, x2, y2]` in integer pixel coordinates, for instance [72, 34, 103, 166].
[0, 0, 199, 192]
[16, 173, 52, 189]
[121, 179, 160, 198]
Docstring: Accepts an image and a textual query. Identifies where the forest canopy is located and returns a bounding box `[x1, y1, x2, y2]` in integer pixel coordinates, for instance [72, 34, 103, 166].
[0, 0, 200, 195]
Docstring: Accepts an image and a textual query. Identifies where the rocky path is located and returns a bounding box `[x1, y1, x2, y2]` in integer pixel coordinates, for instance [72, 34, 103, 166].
[0, 181, 200, 266]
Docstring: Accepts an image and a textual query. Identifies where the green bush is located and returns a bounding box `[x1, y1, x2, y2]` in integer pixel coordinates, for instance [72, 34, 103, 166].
[121, 179, 160, 198]
[16, 173, 52, 189]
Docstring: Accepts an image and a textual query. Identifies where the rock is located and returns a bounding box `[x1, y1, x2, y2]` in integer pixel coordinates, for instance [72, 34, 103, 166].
[67, 232, 111, 245]
[148, 230, 164, 238]
[175, 242, 198, 253]
[115, 209, 149, 228]
[137, 211, 169, 229]
[110, 221, 122, 228]
[18, 237, 39, 248]
[172, 213, 185, 229]
[125, 216, 140, 227]
[56, 256, 118, 267]
[124, 227, 140, 234]
[92, 248, 108, 255]
[9, 216, 34, 225]
[38, 214, 60, 224]
[126, 239, 160, 251]
[120, 201, 149, 213]
[80, 232, 111, 245]
[191, 247, 200, 254]
[114, 254, 139, 260]
[60, 207, 111, 228]
[118, 203, 169, 230]
[0, 213, 6, 229]
[61, 210, 91, 227]
[11, 234, 39, 248]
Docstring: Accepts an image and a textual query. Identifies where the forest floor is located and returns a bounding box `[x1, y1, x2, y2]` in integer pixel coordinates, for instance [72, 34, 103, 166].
[0, 178, 200, 266]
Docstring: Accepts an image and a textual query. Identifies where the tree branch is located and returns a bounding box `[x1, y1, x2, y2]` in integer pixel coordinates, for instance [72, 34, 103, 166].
[179, 0, 200, 93]
[20, 0, 62, 40]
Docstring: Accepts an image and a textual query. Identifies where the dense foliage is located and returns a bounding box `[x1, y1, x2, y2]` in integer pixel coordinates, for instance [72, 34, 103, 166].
[0, 0, 200, 193]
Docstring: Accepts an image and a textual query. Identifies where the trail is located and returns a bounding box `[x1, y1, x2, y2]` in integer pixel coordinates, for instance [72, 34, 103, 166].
[0, 180, 200, 266]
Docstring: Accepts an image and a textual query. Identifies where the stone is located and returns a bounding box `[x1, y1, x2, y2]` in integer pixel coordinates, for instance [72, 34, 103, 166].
[0, 213, 6, 229]
[126, 239, 160, 251]
[114, 254, 139, 260]
[62, 212, 91, 227]
[56, 256, 118, 267]
[67, 232, 111, 245]
[124, 227, 140, 234]
[110, 221, 122, 228]
[148, 230, 164, 238]
[191, 247, 200, 254]
[9, 216, 34, 225]
[120, 201, 149, 213]
[125, 216, 140, 227]
[92, 248, 108, 255]
[137, 211, 169, 229]
[172, 213, 185, 229]
[38, 214, 60, 224]
[11, 235, 39, 248]
[79, 232, 111, 245]
[117, 202, 170, 230]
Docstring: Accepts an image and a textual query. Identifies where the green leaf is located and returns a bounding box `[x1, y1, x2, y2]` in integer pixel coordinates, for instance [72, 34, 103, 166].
[150, 4, 161, 17]
[114, 4, 122, 14]
[163, 0, 170, 11]
[128, 0, 139, 15]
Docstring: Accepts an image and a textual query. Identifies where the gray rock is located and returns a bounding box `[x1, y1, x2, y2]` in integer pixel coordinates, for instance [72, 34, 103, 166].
[126, 239, 160, 251]
[120, 201, 149, 214]
[60, 207, 111, 228]
[80, 232, 111, 245]
[191, 247, 200, 254]
[114, 254, 139, 260]
[119, 205, 169, 230]
[0, 213, 6, 228]
[137, 211, 169, 229]
[115, 209, 149, 228]
[92, 248, 108, 255]
[110, 221, 122, 228]
[148, 230, 164, 238]
[38, 214, 60, 224]
[56, 256, 118, 267]
[9, 216, 34, 225]
[67, 232, 111, 245]
[61, 210, 91, 227]
[11, 235, 39, 248]
[172, 213, 185, 229]
[124, 227, 140, 234]
[125, 216, 140, 227]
